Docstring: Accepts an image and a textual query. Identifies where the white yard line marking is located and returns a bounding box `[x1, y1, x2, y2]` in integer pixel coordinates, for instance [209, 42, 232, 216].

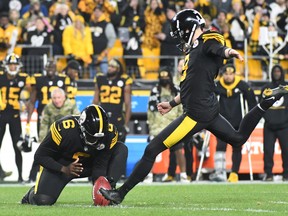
[58, 203, 280, 213]
[270, 201, 288, 204]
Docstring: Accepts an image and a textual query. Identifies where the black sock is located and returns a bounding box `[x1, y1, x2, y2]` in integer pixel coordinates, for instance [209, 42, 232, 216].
[118, 156, 155, 198]
[232, 149, 242, 172]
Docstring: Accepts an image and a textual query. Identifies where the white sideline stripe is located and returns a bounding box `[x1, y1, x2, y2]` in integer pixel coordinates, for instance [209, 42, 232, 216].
[58, 204, 278, 213]
[126, 138, 147, 143]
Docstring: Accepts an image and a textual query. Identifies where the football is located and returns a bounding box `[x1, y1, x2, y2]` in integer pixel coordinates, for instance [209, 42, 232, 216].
[92, 176, 111, 206]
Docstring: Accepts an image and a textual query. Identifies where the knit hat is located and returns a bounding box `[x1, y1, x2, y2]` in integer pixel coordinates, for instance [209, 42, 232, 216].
[0, 12, 9, 18]
[158, 67, 173, 81]
[221, 64, 236, 74]
[67, 60, 81, 71]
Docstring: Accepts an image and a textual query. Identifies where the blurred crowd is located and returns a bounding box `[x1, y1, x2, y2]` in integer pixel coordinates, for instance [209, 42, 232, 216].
[0, 0, 287, 80]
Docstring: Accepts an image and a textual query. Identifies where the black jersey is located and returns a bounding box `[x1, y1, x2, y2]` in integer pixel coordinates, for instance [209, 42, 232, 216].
[180, 31, 227, 123]
[66, 78, 77, 104]
[90, 20, 109, 54]
[30, 73, 70, 113]
[94, 74, 133, 124]
[34, 115, 119, 175]
[0, 72, 30, 111]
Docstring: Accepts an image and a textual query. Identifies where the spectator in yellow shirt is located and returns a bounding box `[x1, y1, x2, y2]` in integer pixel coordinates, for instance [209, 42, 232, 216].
[62, 15, 93, 67]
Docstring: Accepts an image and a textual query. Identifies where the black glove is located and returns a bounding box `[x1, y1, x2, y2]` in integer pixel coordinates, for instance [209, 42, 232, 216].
[192, 134, 204, 151]
[0, 42, 9, 51]
[17, 135, 32, 152]
[106, 176, 116, 189]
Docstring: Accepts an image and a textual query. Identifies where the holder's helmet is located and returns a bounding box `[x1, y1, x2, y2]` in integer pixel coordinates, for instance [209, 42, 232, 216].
[170, 9, 205, 54]
[78, 105, 109, 147]
[3, 53, 22, 76]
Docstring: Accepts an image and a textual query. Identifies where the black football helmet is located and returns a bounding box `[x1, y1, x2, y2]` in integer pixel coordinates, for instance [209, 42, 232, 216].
[43, 60, 57, 77]
[3, 53, 22, 76]
[78, 105, 109, 148]
[170, 9, 205, 54]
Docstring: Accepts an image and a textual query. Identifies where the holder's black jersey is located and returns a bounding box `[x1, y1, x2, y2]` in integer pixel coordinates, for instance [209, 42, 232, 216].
[30, 73, 70, 113]
[34, 115, 118, 176]
[94, 74, 133, 123]
[0, 72, 30, 111]
[180, 31, 226, 123]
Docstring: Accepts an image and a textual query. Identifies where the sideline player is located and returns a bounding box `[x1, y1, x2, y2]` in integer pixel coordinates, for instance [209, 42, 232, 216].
[92, 58, 132, 143]
[0, 53, 30, 182]
[25, 60, 70, 182]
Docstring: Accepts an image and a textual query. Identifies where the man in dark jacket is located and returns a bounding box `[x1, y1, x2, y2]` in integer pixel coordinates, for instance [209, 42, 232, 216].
[209, 64, 257, 182]
[261, 65, 288, 181]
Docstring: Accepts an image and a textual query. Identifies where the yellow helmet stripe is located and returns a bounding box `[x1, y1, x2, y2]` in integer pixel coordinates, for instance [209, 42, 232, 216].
[94, 105, 103, 134]
[11, 55, 16, 61]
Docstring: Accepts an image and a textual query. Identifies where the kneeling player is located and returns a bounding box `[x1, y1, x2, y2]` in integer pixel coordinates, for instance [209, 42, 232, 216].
[21, 105, 128, 205]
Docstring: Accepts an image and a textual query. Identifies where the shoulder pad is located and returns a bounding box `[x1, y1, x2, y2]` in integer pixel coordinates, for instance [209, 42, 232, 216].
[33, 73, 42, 77]
[50, 122, 62, 145]
[202, 31, 225, 46]
[96, 73, 105, 77]
[121, 74, 129, 79]
[122, 74, 133, 81]
[50, 115, 78, 145]
[58, 73, 66, 77]
[121, 74, 133, 84]
[19, 72, 28, 77]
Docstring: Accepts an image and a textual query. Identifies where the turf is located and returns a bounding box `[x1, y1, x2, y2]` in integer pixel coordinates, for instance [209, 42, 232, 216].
[0, 182, 287, 216]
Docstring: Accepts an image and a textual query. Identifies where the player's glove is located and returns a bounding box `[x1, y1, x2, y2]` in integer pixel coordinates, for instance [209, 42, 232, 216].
[192, 133, 204, 151]
[105, 176, 116, 189]
[17, 135, 32, 152]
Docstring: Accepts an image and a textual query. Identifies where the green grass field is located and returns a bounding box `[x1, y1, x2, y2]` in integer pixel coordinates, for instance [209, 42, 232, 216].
[0, 182, 288, 216]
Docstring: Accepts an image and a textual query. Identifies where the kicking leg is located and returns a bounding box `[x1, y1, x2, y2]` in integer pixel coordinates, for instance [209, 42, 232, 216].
[100, 115, 205, 204]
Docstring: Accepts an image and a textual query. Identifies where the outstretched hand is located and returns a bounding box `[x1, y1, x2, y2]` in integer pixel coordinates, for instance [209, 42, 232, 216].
[61, 158, 83, 177]
[229, 49, 244, 62]
[157, 101, 172, 115]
